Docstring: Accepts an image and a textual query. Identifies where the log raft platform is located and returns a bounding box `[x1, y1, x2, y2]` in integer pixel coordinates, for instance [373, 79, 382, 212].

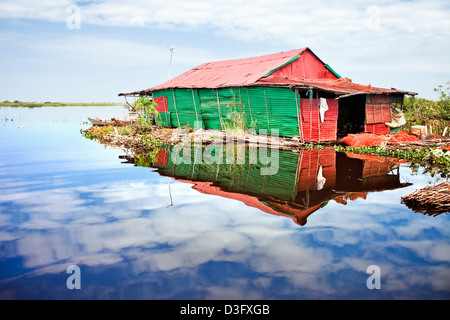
[401, 181, 450, 216]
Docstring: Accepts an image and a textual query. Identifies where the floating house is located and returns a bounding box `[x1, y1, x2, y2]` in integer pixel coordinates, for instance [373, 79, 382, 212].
[119, 48, 417, 142]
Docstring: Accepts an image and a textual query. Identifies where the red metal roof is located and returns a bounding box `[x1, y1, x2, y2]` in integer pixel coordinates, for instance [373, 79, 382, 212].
[118, 48, 416, 96]
[173, 179, 324, 227]
[151, 48, 310, 90]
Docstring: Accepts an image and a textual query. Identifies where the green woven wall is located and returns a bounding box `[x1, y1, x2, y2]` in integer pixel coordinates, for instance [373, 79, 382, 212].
[153, 87, 300, 137]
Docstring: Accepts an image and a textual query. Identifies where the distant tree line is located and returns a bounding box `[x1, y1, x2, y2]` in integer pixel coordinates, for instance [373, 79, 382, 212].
[0, 100, 124, 107]
[403, 81, 450, 124]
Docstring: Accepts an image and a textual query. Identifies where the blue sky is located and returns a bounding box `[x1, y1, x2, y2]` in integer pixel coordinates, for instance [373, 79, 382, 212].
[0, 0, 449, 102]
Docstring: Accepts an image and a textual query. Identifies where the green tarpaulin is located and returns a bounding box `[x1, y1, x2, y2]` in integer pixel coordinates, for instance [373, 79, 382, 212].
[153, 87, 300, 137]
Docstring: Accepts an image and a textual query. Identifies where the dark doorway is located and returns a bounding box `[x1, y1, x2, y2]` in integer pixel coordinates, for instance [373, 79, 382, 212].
[334, 152, 364, 192]
[337, 95, 366, 137]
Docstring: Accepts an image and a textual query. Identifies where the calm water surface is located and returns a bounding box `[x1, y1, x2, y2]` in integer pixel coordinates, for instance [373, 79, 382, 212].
[0, 106, 449, 300]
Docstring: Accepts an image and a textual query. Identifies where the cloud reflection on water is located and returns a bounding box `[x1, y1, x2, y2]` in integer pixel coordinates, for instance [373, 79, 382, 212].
[1, 173, 449, 299]
[0, 106, 449, 299]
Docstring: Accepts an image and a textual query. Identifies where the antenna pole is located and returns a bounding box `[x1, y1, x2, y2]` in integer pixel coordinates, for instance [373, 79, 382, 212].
[168, 48, 174, 79]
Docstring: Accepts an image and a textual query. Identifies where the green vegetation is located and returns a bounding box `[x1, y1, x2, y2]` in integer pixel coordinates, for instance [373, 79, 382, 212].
[403, 81, 450, 134]
[82, 125, 115, 140]
[1, 100, 123, 107]
[133, 97, 159, 126]
[223, 104, 258, 134]
[82, 97, 163, 152]
[123, 123, 153, 136]
[304, 143, 325, 150]
[81, 121, 164, 167]
[223, 107, 247, 133]
[125, 130, 164, 168]
[133, 150, 161, 167]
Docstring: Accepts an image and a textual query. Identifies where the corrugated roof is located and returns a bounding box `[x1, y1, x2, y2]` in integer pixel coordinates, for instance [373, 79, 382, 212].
[118, 48, 417, 97]
[151, 48, 309, 90]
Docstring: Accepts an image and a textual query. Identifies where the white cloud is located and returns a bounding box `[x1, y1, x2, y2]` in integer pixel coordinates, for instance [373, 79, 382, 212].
[0, 0, 73, 21]
[2, 1, 448, 46]
[1, 164, 449, 298]
[0, 1, 448, 99]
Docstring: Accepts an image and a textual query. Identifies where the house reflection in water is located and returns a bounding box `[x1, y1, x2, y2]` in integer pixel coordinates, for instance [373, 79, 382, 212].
[121, 147, 411, 226]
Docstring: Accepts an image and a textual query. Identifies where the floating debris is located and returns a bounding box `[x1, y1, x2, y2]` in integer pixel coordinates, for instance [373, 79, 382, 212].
[401, 181, 450, 216]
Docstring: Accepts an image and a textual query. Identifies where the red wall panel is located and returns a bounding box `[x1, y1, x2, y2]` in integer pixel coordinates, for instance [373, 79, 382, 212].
[153, 96, 168, 113]
[365, 123, 390, 135]
[365, 100, 392, 136]
[299, 98, 338, 142]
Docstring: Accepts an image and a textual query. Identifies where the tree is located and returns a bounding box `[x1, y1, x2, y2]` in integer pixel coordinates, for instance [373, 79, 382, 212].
[133, 97, 159, 125]
[434, 81, 450, 121]
[403, 81, 450, 123]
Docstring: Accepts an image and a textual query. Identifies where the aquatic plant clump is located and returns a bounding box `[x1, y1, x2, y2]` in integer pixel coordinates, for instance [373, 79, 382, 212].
[123, 123, 153, 136]
[81, 122, 173, 158]
[82, 125, 115, 140]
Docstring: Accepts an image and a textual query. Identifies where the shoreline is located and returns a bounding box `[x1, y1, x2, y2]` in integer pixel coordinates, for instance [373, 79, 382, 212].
[81, 124, 450, 177]
[1, 102, 124, 108]
[81, 124, 450, 152]
[81, 125, 333, 152]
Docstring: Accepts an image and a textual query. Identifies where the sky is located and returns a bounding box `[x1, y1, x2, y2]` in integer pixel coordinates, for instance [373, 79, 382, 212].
[0, 0, 449, 103]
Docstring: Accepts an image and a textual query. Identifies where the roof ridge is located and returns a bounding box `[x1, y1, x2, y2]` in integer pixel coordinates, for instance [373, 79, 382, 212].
[198, 47, 308, 66]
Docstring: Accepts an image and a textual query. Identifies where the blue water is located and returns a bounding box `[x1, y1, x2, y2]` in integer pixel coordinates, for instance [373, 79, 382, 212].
[0, 106, 449, 300]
